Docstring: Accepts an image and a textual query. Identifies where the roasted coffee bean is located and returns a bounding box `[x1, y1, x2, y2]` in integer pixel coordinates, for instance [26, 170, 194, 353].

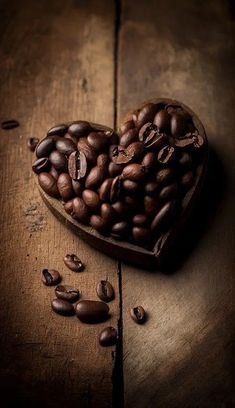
[36, 137, 55, 158]
[145, 181, 160, 196]
[64, 200, 73, 215]
[38, 173, 60, 197]
[159, 183, 178, 200]
[178, 152, 193, 168]
[68, 121, 92, 138]
[153, 109, 171, 131]
[55, 285, 80, 303]
[175, 132, 204, 150]
[144, 195, 159, 216]
[171, 113, 186, 137]
[68, 151, 87, 180]
[144, 131, 168, 151]
[119, 120, 134, 135]
[142, 152, 157, 170]
[136, 103, 157, 129]
[71, 197, 90, 223]
[122, 163, 146, 181]
[133, 214, 147, 227]
[97, 153, 109, 170]
[151, 201, 176, 232]
[87, 131, 109, 151]
[41, 269, 61, 286]
[72, 179, 83, 196]
[65, 133, 78, 144]
[99, 327, 118, 347]
[101, 203, 116, 224]
[106, 130, 119, 145]
[112, 201, 129, 218]
[82, 190, 100, 212]
[96, 280, 114, 302]
[110, 176, 122, 203]
[49, 166, 59, 180]
[49, 150, 68, 172]
[64, 254, 84, 272]
[111, 221, 129, 238]
[123, 179, 141, 194]
[156, 168, 175, 185]
[77, 137, 97, 164]
[127, 142, 144, 161]
[99, 178, 113, 202]
[27, 137, 39, 152]
[132, 227, 149, 243]
[139, 122, 157, 141]
[47, 124, 68, 137]
[130, 305, 146, 324]
[181, 171, 194, 190]
[51, 299, 75, 316]
[158, 145, 176, 165]
[1, 119, 19, 130]
[57, 173, 74, 201]
[192, 134, 204, 149]
[32, 157, 50, 174]
[108, 162, 124, 177]
[90, 215, 109, 234]
[56, 138, 77, 156]
[85, 166, 104, 189]
[76, 300, 109, 323]
[124, 195, 137, 209]
[120, 128, 138, 148]
[111, 146, 134, 165]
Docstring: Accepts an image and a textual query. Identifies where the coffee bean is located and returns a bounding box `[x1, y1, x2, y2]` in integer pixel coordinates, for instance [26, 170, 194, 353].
[108, 162, 124, 177]
[64, 133, 78, 144]
[56, 138, 77, 156]
[130, 306, 146, 324]
[127, 142, 144, 161]
[153, 109, 171, 131]
[123, 179, 141, 194]
[71, 197, 90, 223]
[112, 201, 129, 218]
[38, 173, 60, 197]
[82, 190, 100, 212]
[27, 137, 39, 152]
[159, 183, 178, 200]
[99, 178, 113, 202]
[178, 152, 193, 169]
[132, 214, 148, 226]
[136, 103, 157, 129]
[1, 119, 19, 130]
[181, 171, 194, 190]
[99, 327, 118, 347]
[101, 203, 116, 224]
[47, 124, 68, 137]
[57, 173, 74, 201]
[132, 227, 149, 243]
[64, 254, 84, 272]
[96, 280, 114, 302]
[68, 121, 92, 138]
[97, 153, 109, 170]
[139, 122, 157, 142]
[111, 221, 129, 238]
[41, 269, 61, 286]
[122, 164, 146, 182]
[119, 120, 134, 135]
[90, 215, 109, 234]
[171, 113, 186, 137]
[110, 176, 122, 203]
[49, 150, 68, 172]
[151, 201, 176, 232]
[144, 195, 159, 216]
[32, 157, 50, 174]
[175, 133, 204, 150]
[120, 128, 138, 148]
[68, 151, 87, 180]
[111, 146, 134, 165]
[124, 195, 137, 209]
[64, 200, 73, 215]
[145, 182, 160, 196]
[49, 166, 59, 180]
[142, 152, 157, 171]
[72, 179, 83, 196]
[36, 137, 55, 158]
[144, 131, 168, 151]
[156, 168, 175, 185]
[77, 137, 97, 164]
[85, 166, 104, 189]
[51, 299, 75, 316]
[55, 285, 80, 303]
[157, 145, 176, 165]
[76, 300, 109, 323]
[87, 131, 109, 151]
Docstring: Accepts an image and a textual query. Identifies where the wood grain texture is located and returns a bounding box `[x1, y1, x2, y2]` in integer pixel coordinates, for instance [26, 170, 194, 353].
[118, 1, 235, 407]
[0, 1, 118, 407]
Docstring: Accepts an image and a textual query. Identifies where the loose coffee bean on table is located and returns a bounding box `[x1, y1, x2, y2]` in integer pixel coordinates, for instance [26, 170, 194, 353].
[27, 137, 39, 152]
[63, 254, 84, 272]
[96, 280, 114, 302]
[76, 300, 109, 323]
[41, 269, 61, 286]
[1, 119, 20, 130]
[55, 285, 80, 303]
[130, 305, 146, 324]
[51, 298, 75, 316]
[99, 326, 118, 347]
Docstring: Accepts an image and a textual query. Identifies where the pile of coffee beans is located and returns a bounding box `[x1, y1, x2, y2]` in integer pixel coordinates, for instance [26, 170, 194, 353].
[32, 102, 206, 249]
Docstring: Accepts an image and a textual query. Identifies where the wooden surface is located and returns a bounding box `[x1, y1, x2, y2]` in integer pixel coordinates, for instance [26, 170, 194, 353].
[118, 1, 235, 407]
[0, 1, 235, 407]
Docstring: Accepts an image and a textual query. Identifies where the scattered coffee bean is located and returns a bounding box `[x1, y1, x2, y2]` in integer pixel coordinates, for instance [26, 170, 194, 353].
[51, 298, 75, 316]
[1, 119, 19, 130]
[27, 137, 39, 152]
[76, 300, 109, 323]
[55, 285, 80, 303]
[64, 254, 84, 272]
[130, 305, 146, 324]
[41, 269, 61, 286]
[96, 280, 114, 302]
[99, 327, 118, 347]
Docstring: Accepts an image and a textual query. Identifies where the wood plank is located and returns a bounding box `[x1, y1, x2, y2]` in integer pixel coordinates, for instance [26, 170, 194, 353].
[118, 1, 235, 407]
[0, 1, 118, 407]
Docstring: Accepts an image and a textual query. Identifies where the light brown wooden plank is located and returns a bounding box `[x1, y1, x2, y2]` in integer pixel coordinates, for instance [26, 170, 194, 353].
[118, 1, 235, 407]
[0, 1, 118, 407]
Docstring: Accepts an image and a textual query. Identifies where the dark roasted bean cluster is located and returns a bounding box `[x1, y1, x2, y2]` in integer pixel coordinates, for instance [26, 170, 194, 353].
[32, 103, 205, 249]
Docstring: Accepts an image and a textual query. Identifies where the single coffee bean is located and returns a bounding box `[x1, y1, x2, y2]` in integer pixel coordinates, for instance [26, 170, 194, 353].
[71, 197, 90, 223]
[32, 157, 50, 174]
[64, 133, 78, 144]
[108, 162, 124, 177]
[105, 130, 119, 145]
[122, 163, 146, 182]
[56, 138, 77, 156]
[132, 214, 148, 226]
[111, 221, 129, 238]
[64, 200, 73, 215]
[127, 142, 144, 161]
[68, 150, 87, 180]
[144, 195, 159, 216]
[64, 254, 84, 272]
[175, 133, 204, 149]
[130, 305, 146, 324]
[111, 146, 134, 165]
[178, 151, 193, 168]
[181, 171, 194, 190]
[76, 300, 109, 323]
[144, 131, 168, 151]
[49, 166, 59, 180]
[85, 166, 104, 189]
[51, 299, 75, 316]
[136, 103, 157, 129]
[123, 179, 141, 194]
[55, 285, 80, 302]
[99, 178, 113, 202]
[119, 120, 134, 135]
[41, 269, 61, 286]
[112, 201, 129, 218]
[120, 128, 138, 148]
[49, 150, 68, 172]
[101, 203, 116, 224]
[171, 113, 186, 137]
[151, 201, 176, 232]
[132, 227, 149, 243]
[97, 153, 109, 170]
[1, 119, 19, 130]
[82, 190, 101, 212]
[153, 109, 171, 131]
[27, 137, 39, 152]
[87, 131, 109, 151]
[36, 137, 55, 158]
[142, 152, 157, 171]
[192, 133, 204, 149]
[72, 179, 83, 196]
[157, 145, 176, 165]
[139, 122, 157, 142]
[57, 173, 74, 201]
[145, 181, 160, 196]
[68, 121, 92, 138]
[47, 123, 68, 137]
[156, 168, 175, 185]
[90, 215, 109, 234]
[110, 176, 122, 203]
[159, 183, 178, 200]
[77, 137, 97, 164]
[99, 326, 118, 347]
[96, 280, 114, 302]
[124, 195, 137, 209]
[38, 172, 60, 197]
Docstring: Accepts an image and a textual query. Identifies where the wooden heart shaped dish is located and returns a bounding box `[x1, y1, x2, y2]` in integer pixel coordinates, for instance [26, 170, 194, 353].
[32, 98, 208, 268]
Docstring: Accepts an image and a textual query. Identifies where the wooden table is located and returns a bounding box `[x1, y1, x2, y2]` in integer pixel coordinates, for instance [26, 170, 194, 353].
[0, 1, 234, 407]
